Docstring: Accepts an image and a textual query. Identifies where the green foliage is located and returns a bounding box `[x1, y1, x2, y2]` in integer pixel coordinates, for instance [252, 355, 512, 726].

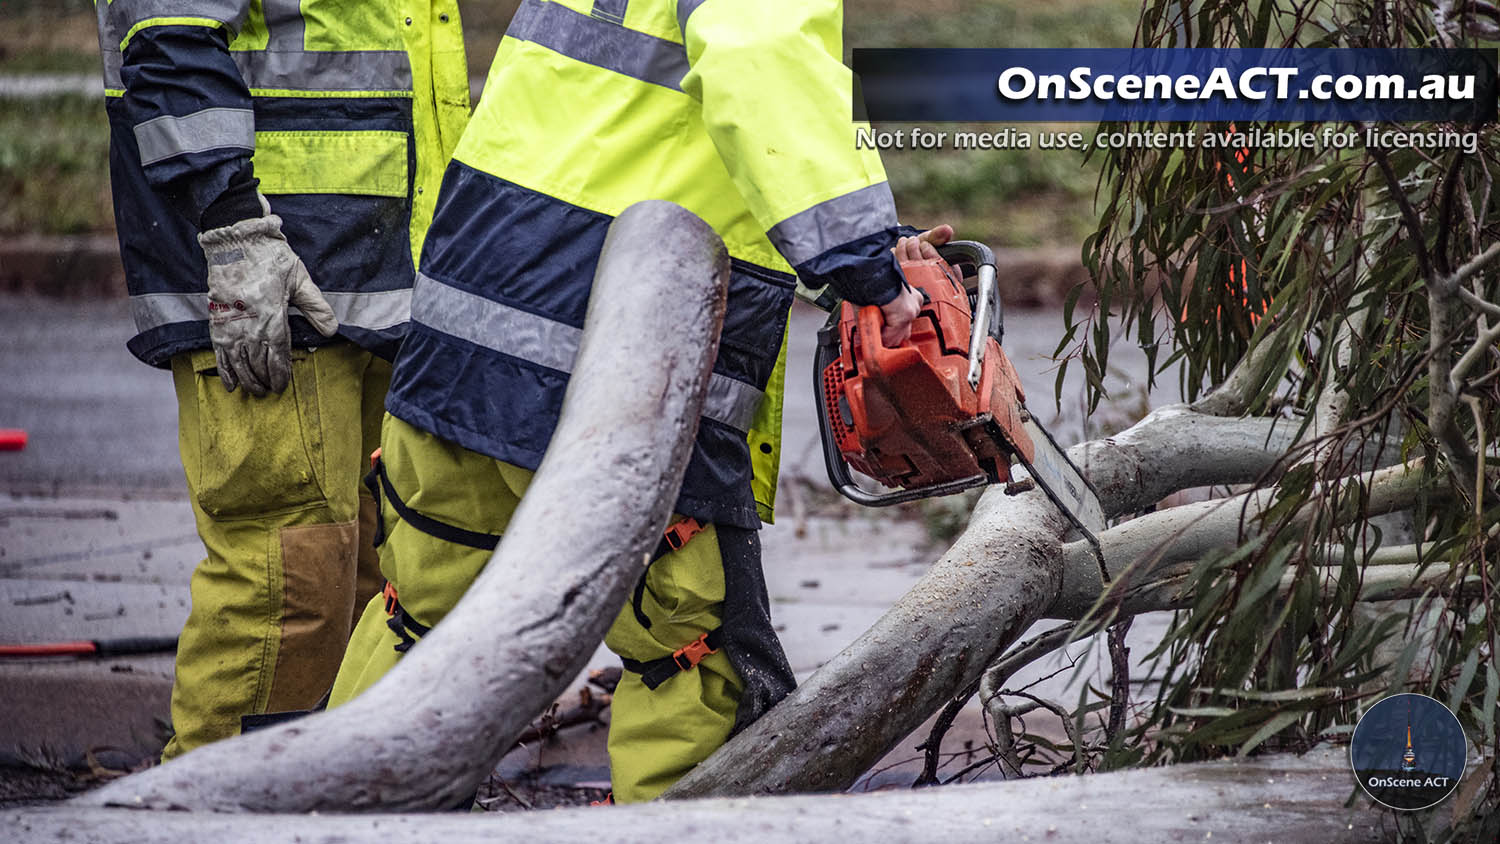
[0, 95, 113, 234]
[848, 0, 1142, 246]
[1072, 1, 1500, 838]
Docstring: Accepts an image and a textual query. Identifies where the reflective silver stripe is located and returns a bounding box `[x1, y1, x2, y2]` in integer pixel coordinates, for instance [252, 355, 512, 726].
[262, 0, 305, 50]
[133, 107, 255, 166]
[591, 0, 628, 25]
[130, 292, 205, 332]
[411, 275, 581, 373]
[508, 0, 689, 92]
[103, 49, 412, 96]
[105, 49, 412, 94]
[766, 182, 900, 267]
[110, 0, 250, 40]
[232, 50, 414, 93]
[675, 0, 709, 34]
[322, 289, 412, 331]
[704, 367, 764, 434]
[130, 289, 411, 333]
[412, 273, 763, 432]
[101, 50, 125, 91]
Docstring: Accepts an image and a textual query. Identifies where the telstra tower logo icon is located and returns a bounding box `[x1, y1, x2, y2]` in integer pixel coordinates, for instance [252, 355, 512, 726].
[1351, 693, 1467, 811]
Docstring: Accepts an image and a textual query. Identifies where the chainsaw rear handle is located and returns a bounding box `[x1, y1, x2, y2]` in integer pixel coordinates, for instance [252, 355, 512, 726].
[867, 240, 1002, 390]
[851, 240, 1001, 347]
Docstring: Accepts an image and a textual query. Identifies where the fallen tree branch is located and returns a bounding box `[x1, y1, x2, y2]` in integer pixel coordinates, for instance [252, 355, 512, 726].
[509, 688, 611, 749]
[1052, 458, 1438, 619]
[1189, 319, 1294, 417]
[1115, 560, 1482, 616]
[665, 407, 1293, 798]
[72, 201, 732, 813]
[12, 747, 1390, 843]
[1457, 286, 1500, 320]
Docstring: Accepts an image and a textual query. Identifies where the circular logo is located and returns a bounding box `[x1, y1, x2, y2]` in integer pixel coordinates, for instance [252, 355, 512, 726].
[234, 300, 247, 311]
[1351, 693, 1466, 810]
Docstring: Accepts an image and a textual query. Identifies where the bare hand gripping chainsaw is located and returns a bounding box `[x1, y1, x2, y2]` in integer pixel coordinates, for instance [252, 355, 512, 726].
[813, 241, 1108, 575]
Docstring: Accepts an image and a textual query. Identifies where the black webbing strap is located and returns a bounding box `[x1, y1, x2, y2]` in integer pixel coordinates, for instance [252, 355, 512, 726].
[630, 535, 676, 630]
[629, 518, 706, 630]
[620, 628, 726, 690]
[364, 457, 501, 552]
[383, 581, 432, 654]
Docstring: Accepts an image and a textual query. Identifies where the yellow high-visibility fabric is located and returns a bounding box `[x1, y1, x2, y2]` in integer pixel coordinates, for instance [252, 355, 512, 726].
[109, 0, 471, 265]
[391, 0, 471, 263]
[162, 344, 388, 760]
[329, 414, 741, 802]
[678, 0, 888, 239]
[602, 523, 741, 803]
[453, 1, 884, 523]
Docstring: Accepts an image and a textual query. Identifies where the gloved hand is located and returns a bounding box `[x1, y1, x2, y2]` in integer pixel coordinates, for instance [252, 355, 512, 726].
[197, 207, 339, 397]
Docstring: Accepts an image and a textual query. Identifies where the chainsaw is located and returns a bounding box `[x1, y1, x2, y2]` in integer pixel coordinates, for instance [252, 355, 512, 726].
[813, 240, 1109, 575]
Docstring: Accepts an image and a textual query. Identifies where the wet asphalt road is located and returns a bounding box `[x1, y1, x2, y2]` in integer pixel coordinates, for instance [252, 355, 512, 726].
[0, 295, 181, 496]
[1, 294, 1177, 498]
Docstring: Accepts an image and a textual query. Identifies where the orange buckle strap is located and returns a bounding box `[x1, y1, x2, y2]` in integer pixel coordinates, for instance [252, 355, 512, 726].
[671, 632, 718, 672]
[663, 517, 704, 551]
[382, 581, 399, 616]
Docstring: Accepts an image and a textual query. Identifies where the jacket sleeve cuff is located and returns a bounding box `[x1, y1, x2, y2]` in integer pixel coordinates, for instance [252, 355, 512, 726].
[155, 155, 251, 229]
[793, 224, 922, 306]
[198, 160, 263, 230]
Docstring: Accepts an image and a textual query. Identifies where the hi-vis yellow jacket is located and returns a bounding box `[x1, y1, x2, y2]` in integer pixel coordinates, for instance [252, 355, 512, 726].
[93, 1, 469, 366]
[386, 0, 911, 528]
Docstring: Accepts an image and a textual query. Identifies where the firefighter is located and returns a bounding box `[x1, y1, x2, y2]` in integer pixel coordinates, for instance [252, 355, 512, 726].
[327, 0, 945, 801]
[91, 0, 470, 759]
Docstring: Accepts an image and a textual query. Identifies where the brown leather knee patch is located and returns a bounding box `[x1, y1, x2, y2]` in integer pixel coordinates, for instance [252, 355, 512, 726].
[266, 519, 358, 711]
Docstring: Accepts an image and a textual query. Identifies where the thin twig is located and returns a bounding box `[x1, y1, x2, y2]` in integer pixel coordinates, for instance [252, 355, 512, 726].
[1106, 619, 1134, 745]
[912, 676, 981, 787]
[1452, 320, 1500, 387]
[1000, 690, 1087, 775]
[1367, 145, 1437, 286]
[1434, 152, 1467, 276]
[941, 753, 1002, 785]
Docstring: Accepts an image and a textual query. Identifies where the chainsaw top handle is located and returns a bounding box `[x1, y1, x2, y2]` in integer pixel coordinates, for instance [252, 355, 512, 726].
[930, 241, 1001, 390]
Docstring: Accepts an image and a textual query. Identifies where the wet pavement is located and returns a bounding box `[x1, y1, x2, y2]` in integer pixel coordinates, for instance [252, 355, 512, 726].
[0, 293, 1176, 790]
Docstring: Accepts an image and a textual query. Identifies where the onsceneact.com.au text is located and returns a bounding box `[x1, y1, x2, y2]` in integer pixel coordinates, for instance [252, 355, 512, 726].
[996, 66, 1477, 102]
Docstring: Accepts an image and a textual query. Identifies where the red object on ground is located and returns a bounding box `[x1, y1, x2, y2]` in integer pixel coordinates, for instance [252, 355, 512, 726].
[0, 429, 27, 451]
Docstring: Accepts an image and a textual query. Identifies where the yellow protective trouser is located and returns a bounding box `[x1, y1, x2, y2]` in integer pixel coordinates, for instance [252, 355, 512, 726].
[329, 414, 743, 803]
[162, 343, 389, 760]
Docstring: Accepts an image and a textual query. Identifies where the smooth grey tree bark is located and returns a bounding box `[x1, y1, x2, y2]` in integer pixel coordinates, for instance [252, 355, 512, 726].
[71, 200, 731, 813]
[664, 407, 1297, 798]
[11, 747, 1389, 843]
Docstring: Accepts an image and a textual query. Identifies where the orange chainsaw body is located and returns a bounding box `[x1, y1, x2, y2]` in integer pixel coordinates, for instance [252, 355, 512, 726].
[819, 254, 1034, 492]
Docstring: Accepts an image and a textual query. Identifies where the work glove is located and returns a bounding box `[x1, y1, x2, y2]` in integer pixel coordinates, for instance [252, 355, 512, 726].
[197, 202, 339, 397]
